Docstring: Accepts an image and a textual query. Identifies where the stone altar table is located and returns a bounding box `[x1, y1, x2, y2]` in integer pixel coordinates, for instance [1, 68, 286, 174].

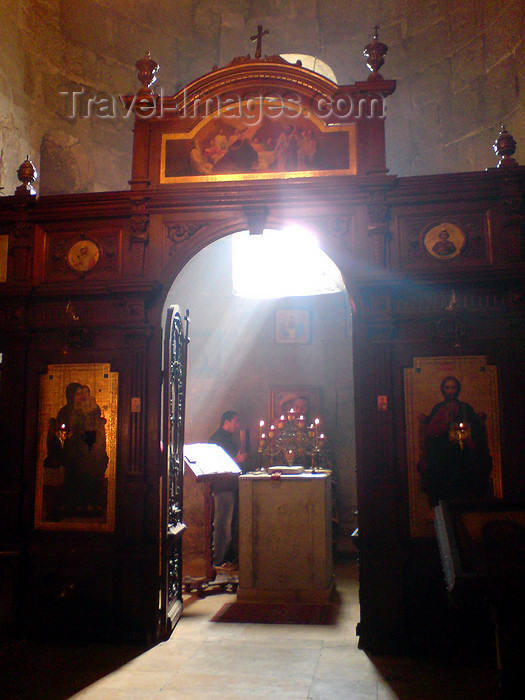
[237, 471, 333, 603]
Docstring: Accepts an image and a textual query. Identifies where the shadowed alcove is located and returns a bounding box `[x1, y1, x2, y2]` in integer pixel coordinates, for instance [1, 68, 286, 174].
[162, 230, 357, 555]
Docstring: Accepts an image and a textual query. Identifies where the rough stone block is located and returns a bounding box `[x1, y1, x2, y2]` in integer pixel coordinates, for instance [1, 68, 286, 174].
[406, 1, 447, 37]
[409, 59, 452, 109]
[484, 55, 519, 127]
[483, 1, 524, 72]
[450, 36, 484, 94]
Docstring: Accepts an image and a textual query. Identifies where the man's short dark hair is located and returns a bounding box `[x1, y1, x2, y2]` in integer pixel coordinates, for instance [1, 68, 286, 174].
[221, 410, 238, 427]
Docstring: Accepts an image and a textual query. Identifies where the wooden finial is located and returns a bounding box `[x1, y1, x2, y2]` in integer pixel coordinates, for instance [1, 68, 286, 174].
[15, 155, 37, 196]
[363, 25, 388, 80]
[251, 24, 269, 60]
[135, 51, 159, 94]
[493, 125, 518, 168]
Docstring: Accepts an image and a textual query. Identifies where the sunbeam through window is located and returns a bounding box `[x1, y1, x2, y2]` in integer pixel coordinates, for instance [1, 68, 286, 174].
[232, 227, 345, 299]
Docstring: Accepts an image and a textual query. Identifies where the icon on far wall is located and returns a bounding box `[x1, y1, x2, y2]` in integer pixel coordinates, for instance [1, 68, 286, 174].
[275, 309, 311, 344]
[269, 386, 321, 425]
[424, 222, 465, 260]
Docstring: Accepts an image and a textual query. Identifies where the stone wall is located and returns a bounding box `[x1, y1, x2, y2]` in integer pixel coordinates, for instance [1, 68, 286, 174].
[0, 0, 523, 194]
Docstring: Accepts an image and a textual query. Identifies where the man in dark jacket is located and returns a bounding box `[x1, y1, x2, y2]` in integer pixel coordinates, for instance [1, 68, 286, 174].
[208, 411, 247, 567]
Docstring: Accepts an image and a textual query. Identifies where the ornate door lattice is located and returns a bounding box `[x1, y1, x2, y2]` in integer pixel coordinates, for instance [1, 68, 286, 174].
[161, 305, 189, 636]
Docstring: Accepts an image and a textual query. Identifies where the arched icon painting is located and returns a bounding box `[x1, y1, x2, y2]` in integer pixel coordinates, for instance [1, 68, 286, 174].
[424, 223, 465, 260]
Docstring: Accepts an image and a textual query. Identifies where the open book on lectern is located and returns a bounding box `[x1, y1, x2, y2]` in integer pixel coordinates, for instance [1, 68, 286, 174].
[183, 443, 241, 478]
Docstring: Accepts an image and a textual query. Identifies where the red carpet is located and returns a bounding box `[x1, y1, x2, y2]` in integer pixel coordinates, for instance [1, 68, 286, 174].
[210, 601, 338, 625]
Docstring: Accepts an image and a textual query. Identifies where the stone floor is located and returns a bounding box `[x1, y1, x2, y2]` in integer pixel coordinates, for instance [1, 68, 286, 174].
[2, 562, 499, 700]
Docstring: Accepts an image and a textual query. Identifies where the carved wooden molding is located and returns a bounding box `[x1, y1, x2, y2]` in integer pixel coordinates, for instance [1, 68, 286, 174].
[126, 344, 147, 475]
[366, 187, 391, 268]
[0, 302, 26, 328]
[165, 222, 207, 254]
[30, 298, 147, 328]
[498, 174, 524, 226]
[129, 198, 150, 275]
[402, 213, 487, 267]
[434, 316, 467, 340]
[244, 205, 268, 236]
[8, 221, 33, 282]
[358, 285, 525, 322]
[392, 286, 525, 316]
[46, 232, 119, 280]
[366, 323, 396, 342]
[65, 326, 95, 349]
[307, 215, 353, 249]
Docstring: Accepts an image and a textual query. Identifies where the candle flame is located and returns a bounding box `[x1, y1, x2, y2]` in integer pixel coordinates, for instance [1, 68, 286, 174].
[259, 420, 265, 427]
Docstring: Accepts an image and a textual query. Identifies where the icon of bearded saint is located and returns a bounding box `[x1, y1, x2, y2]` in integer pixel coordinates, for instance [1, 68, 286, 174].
[417, 376, 493, 507]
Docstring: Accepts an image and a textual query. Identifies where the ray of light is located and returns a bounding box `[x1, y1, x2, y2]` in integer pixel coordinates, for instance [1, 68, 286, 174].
[232, 227, 345, 299]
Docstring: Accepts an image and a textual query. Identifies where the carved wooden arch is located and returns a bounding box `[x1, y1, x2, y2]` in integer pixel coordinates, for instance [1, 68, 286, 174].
[127, 52, 396, 188]
[129, 53, 395, 124]
[157, 210, 360, 321]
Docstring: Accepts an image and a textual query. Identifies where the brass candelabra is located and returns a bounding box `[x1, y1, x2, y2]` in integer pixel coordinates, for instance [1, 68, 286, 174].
[257, 409, 328, 470]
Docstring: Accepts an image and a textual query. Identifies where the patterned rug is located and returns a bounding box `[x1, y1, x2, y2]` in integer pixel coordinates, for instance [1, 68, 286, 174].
[210, 601, 338, 625]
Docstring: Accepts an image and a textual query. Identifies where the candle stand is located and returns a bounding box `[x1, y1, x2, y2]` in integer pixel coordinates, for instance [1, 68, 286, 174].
[257, 410, 329, 471]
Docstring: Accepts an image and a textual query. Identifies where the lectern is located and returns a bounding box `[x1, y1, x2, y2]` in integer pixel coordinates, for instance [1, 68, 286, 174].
[182, 443, 240, 595]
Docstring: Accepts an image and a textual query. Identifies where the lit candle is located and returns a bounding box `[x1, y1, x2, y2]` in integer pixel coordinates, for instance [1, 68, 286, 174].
[57, 423, 68, 448]
[260, 432, 266, 446]
[319, 433, 325, 443]
[287, 408, 295, 422]
[268, 424, 275, 438]
[278, 415, 285, 429]
[297, 414, 305, 428]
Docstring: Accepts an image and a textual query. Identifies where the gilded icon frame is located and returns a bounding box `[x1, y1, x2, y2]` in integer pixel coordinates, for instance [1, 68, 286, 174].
[160, 98, 357, 184]
[404, 355, 501, 538]
[35, 363, 118, 531]
[66, 239, 101, 273]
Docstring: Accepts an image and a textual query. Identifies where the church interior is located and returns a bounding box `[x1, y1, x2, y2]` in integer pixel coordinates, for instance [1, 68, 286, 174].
[1, 1, 525, 698]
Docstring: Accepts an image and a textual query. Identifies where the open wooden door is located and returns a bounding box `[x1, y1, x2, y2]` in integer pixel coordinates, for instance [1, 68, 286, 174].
[159, 305, 190, 637]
